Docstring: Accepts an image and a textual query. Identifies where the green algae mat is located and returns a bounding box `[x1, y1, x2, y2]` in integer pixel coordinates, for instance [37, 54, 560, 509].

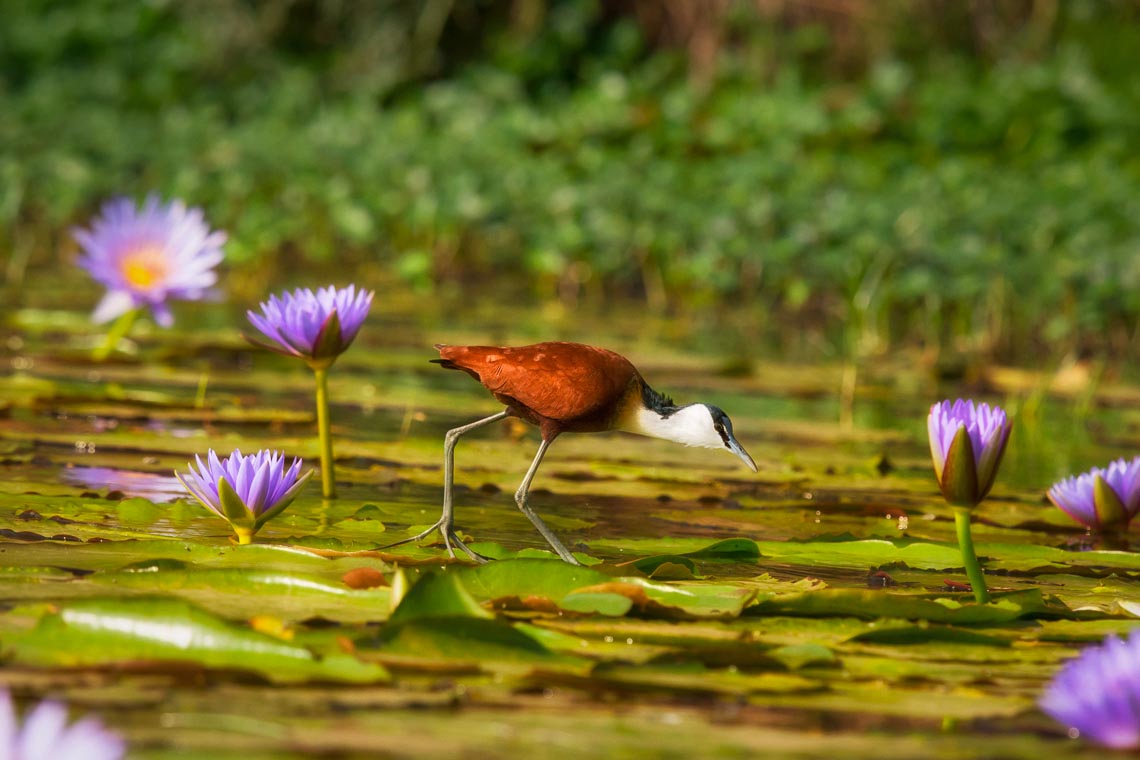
[2, 305, 1139, 758]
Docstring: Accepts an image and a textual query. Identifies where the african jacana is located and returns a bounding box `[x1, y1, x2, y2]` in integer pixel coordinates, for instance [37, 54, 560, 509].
[392, 341, 757, 565]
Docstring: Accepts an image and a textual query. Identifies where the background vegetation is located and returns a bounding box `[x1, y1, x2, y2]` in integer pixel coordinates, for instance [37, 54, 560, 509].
[3, 0, 1139, 363]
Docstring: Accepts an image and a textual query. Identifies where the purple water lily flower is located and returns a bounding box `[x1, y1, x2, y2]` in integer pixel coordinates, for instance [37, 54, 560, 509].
[1049, 457, 1140, 530]
[74, 195, 226, 327]
[928, 399, 1012, 508]
[246, 285, 373, 368]
[0, 690, 124, 760]
[175, 449, 312, 544]
[1040, 629, 1140, 748]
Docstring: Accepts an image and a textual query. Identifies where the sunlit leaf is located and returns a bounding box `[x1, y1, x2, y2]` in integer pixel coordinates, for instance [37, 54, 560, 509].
[387, 570, 491, 625]
[6, 597, 388, 683]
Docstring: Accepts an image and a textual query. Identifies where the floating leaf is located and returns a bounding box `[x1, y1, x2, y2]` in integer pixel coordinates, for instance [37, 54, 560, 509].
[560, 588, 636, 616]
[749, 588, 1050, 624]
[620, 554, 698, 577]
[6, 597, 388, 683]
[388, 570, 491, 625]
[458, 558, 611, 603]
[848, 625, 1013, 646]
[590, 662, 823, 696]
[377, 616, 585, 671]
[683, 539, 762, 560]
[769, 643, 839, 670]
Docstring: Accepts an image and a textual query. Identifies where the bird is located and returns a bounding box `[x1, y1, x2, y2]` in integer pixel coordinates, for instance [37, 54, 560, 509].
[388, 341, 757, 565]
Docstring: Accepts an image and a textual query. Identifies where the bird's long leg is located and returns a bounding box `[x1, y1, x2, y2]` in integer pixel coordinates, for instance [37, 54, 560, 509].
[379, 410, 509, 561]
[515, 438, 582, 566]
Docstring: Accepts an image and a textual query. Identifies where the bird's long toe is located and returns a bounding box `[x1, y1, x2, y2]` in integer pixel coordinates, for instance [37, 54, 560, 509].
[445, 532, 490, 564]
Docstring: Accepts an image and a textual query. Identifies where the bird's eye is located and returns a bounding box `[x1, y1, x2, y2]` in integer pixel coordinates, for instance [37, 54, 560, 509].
[713, 422, 730, 446]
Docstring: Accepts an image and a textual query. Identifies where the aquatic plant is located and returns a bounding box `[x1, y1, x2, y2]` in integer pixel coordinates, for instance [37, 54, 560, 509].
[0, 689, 124, 760]
[176, 449, 312, 544]
[1048, 457, 1140, 532]
[928, 399, 1012, 603]
[1040, 629, 1140, 749]
[73, 195, 226, 357]
[247, 285, 373, 498]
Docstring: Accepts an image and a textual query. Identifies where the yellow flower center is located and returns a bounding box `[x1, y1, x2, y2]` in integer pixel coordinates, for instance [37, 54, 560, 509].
[120, 247, 168, 290]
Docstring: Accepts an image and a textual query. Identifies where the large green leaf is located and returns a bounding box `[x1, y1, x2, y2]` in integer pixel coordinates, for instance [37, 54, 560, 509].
[5, 597, 388, 683]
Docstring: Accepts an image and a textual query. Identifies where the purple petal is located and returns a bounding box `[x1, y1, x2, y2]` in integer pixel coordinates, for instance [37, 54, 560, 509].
[16, 700, 72, 759]
[91, 291, 137, 324]
[245, 459, 271, 514]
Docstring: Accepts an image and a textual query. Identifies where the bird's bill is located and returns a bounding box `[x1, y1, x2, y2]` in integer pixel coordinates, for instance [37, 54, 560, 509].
[727, 434, 758, 472]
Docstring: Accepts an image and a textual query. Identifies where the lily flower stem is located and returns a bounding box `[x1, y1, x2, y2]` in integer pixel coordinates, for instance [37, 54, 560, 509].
[313, 366, 337, 499]
[954, 506, 990, 604]
[94, 307, 140, 361]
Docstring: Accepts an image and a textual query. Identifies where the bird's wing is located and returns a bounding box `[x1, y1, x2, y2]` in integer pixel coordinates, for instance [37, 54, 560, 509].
[440, 343, 636, 422]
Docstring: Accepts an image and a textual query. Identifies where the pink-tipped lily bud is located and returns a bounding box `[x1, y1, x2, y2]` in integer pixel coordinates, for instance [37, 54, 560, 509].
[927, 399, 1012, 508]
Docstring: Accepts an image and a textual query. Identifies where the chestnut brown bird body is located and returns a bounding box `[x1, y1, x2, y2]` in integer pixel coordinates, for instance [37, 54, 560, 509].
[389, 341, 756, 565]
[434, 343, 646, 437]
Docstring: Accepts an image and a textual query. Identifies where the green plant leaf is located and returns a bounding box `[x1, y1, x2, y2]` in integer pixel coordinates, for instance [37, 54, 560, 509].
[748, 588, 1048, 624]
[376, 616, 589, 672]
[387, 570, 491, 625]
[683, 538, 762, 560]
[6, 597, 388, 683]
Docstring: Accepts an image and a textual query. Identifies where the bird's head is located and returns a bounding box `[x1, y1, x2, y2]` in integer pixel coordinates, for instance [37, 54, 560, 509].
[636, 403, 757, 472]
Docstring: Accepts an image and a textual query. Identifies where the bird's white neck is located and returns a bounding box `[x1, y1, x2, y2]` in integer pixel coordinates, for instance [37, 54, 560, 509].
[625, 404, 723, 449]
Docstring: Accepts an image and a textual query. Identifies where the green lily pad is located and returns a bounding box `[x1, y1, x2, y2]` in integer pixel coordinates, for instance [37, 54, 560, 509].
[5, 597, 388, 683]
[748, 588, 1051, 624]
[388, 569, 492, 624]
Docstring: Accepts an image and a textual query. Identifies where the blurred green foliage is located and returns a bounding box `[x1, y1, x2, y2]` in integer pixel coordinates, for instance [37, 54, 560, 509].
[2, 0, 1139, 360]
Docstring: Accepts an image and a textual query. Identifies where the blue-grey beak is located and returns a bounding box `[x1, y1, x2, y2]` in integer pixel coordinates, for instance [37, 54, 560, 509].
[727, 433, 757, 472]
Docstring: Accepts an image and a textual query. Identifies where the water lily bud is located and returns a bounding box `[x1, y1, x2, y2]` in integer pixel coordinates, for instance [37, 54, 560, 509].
[928, 399, 1012, 508]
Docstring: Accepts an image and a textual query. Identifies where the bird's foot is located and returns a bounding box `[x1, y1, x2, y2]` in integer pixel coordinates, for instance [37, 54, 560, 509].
[377, 518, 488, 564]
